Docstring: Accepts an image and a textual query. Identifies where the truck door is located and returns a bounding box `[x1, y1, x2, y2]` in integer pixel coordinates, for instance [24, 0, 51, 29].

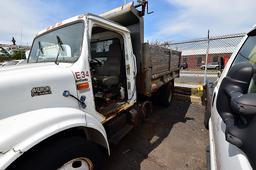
[213, 31, 256, 170]
[88, 24, 136, 116]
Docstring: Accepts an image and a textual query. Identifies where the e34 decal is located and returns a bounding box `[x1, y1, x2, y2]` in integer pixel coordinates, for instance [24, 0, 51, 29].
[75, 71, 89, 81]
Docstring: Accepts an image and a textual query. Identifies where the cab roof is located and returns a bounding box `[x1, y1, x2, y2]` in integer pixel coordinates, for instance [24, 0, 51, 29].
[36, 13, 130, 37]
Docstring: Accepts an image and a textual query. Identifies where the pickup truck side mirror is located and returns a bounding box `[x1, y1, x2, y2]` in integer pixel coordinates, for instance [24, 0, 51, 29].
[216, 62, 256, 169]
[231, 93, 256, 115]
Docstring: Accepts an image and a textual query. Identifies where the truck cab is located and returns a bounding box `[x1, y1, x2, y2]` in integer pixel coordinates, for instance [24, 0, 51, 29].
[0, 10, 137, 170]
[208, 26, 256, 170]
[30, 13, 137, 121]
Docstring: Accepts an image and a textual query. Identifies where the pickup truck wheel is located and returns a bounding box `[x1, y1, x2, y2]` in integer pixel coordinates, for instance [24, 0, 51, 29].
[159, 81, 174, 107]
[9, 136, 104, 170]
[204, 83, 214, 129]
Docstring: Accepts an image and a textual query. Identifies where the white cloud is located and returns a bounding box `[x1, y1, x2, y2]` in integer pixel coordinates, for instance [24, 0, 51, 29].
[0, 1, 69, 45]
[2, 0, 255, 44]
[0, 1, 123, 46]
[148, 0, 256, 41]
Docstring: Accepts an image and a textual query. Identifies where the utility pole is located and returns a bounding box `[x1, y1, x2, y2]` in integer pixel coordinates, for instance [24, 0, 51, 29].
[20, 28, 23, 59]
[204, 30, 210, 85]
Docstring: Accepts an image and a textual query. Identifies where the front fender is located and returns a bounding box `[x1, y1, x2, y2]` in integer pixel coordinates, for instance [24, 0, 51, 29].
[0, 107, 109, 169]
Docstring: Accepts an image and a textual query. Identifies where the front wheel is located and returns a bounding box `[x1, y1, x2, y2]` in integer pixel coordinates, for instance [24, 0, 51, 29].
[8, 136, 104, 170]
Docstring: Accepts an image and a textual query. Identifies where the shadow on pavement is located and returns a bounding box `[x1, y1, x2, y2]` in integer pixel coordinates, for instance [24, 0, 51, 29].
[105, 100, 192, 170]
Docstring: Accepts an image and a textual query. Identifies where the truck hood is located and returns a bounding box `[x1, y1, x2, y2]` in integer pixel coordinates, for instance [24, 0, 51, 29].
[0, 63, 79, 120]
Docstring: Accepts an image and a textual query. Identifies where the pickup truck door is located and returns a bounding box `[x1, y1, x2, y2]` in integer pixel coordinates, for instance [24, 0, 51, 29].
[212, 32, 256, 170]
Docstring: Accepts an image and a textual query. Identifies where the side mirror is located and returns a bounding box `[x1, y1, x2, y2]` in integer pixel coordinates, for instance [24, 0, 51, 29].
[217, 62, 256, 168]
[218, 62, 255, 140]
[231, 93, 256, 115]
[226, 62, 254, 93]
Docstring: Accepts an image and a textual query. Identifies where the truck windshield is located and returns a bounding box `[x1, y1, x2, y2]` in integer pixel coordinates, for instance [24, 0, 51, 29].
[28, 22, 84, 63]
[233, 35, 256, 65]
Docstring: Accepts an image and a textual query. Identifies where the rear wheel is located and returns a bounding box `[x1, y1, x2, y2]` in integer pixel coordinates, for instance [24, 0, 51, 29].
[204, 83, 214, 129]
[8, 136, 104, 170]
[158, 80, 174, 107]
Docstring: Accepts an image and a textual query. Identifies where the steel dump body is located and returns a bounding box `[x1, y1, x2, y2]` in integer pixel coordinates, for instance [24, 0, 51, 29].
[140, 44, 180, 96]
[102, 2, 181, 96]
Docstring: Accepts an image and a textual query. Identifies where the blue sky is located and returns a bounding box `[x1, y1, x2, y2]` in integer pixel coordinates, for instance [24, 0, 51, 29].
[0, 0, 255, 45]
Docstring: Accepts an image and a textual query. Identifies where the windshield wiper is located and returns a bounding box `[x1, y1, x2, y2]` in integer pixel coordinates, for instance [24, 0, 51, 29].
[38, 41, 44, 54]
[55, 35, 64, 65]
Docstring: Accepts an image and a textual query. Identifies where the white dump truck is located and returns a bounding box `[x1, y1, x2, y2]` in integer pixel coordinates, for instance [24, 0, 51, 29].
[206, 26, 256, 169]
[0, 2, 180, 169]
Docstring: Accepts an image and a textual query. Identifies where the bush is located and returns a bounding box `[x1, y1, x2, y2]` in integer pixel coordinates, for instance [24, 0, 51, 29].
[0, 49, 26, 62]
[11, 50, 26, 60]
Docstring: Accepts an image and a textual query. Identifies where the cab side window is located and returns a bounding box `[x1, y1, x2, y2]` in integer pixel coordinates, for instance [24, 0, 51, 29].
[233, 36, 256, 65]
[232, 35, 256, 93]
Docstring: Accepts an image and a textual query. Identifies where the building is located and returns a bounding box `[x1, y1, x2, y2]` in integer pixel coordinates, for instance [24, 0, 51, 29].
[169, 33, 245, 69]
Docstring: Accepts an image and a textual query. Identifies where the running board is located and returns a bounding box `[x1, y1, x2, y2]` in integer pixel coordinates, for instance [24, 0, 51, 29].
[109, 124, 134, 145]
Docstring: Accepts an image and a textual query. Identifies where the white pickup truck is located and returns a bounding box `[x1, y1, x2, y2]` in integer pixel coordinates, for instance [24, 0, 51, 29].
[206, 26, 256, 170]
[0, 2, 181, 170]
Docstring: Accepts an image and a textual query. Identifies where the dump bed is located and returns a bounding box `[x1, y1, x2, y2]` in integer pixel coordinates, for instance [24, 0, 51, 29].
[138, 43, 181, 96]
[145, 44, 180, 77]
[102, 2, 181, 96]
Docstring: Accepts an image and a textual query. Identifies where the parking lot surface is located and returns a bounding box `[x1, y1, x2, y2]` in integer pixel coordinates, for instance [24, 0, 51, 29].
[105, 99, 208, 170]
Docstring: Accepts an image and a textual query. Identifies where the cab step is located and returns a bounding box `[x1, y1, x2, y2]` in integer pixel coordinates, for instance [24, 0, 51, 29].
[109, 124, 134, 145]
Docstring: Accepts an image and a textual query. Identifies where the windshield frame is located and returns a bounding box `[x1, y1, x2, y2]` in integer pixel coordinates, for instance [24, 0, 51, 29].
[28, 20, 85, 64]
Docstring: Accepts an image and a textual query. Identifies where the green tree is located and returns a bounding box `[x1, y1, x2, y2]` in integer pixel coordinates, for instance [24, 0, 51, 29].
[11, 49, 26, 60]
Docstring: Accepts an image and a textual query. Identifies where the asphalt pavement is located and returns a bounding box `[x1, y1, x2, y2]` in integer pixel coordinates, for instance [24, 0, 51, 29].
[105, 99, 208, 170]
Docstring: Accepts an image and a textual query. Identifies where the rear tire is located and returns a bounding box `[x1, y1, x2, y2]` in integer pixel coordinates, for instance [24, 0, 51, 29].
[8, 136, 104, 170]
[158, 81, 174, 107]
[204, 83, 214, 129]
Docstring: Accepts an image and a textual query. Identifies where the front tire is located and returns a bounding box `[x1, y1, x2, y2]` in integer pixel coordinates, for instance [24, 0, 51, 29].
[8, 136, 104, 170]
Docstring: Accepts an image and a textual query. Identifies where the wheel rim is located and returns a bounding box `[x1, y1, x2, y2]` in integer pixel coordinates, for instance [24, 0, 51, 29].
[58, 157, 93, 170]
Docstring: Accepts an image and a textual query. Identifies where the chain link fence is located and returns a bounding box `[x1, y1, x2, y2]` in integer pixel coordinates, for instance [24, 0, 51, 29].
[168, 33, 245, 85]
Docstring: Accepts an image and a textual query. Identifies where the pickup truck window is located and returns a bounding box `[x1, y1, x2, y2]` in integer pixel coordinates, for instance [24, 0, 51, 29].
[90, 39, 115, 63]
[232, 35, 256, 93]
[28, 22, 84, 63]
[233, 35, 256, 65]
